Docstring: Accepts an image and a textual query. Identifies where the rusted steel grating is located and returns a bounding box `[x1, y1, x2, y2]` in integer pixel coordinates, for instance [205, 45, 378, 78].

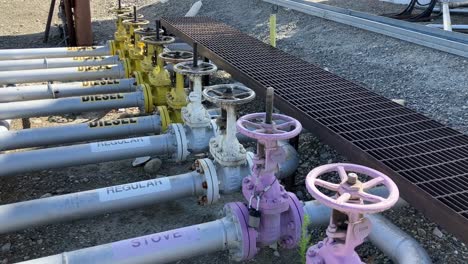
[161, 17, 468, 242]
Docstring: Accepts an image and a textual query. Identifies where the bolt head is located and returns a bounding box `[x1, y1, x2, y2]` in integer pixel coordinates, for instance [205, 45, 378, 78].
[347, 173, 358, 184]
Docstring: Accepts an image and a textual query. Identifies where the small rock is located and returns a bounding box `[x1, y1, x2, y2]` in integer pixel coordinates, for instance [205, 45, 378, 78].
[273, 250, 280, 257]
[1, 258, 8, 264]
[391, 99, 406, 106]
[1, 242, 11, 253]
[81, 177, 89, 183]
[56, 189, 65, 194]
[433, 227, 444, 238]
[144, 158, 163, 174]
[417, 228, 426, 237]
[40, 193, 52, 198]
[23, 256, 29, 261]
[454, 250, 458, 255]
[37, 239, 43, 245]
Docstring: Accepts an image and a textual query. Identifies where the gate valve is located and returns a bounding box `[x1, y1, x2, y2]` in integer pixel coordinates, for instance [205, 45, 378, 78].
[134, 35, 176, 107]
[131, 27, 164, 60]
[305, 163, 400, 264]
[174, 56, 217, 128]
[203, 84, 255, 166]
[223, 88, 303, 261]
[159, 51, 194, 125]
[114, 13, 144, 53]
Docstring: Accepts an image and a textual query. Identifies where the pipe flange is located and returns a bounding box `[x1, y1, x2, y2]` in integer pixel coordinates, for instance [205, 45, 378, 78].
[157, 106, 171, 132]
[223, 202, 258, 261]
[203, 84, 255, 107]
[169, 123, 189, 162]
[159, 51, 194, 64]
[122, 18, 150, 27]
[278, 193, 304, 249]
[141, 35, 175, 46]
[173, 61, 217, 77]
[197, 158, 220, 205]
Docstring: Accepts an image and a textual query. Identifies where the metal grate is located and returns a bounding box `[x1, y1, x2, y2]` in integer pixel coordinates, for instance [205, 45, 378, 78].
[161, 17, 468, 242]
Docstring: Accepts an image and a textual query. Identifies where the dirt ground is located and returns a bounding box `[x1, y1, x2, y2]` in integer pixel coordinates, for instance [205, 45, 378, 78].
[0, 0, 467, 264]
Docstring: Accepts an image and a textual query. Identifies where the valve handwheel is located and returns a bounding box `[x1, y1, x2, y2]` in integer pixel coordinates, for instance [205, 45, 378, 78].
[203, 84, 255, 106]
[306, 163, 399, 214]
[159, 51, 194, 64]
[173, 61, 217, 76]
[141, 35, 175, 45]
[236, 113, 302, 141]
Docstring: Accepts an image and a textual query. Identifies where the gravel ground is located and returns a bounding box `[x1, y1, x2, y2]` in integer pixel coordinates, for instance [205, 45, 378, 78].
[0, 0, 467, 263]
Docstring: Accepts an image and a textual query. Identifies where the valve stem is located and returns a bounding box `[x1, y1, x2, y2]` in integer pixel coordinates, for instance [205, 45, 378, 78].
[193, 42, 198, 67]
[118, 0, 121, 9]
[265, 87, 274, 124]
[133, 6, 137, 22]
[155, 20, 161, 40]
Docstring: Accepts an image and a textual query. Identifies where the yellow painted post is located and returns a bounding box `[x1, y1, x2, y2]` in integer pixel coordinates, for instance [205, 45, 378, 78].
[270, 5, 278, 47]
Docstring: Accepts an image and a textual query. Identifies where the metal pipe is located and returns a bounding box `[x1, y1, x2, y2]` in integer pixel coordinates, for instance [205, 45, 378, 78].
[0, 63, 126, 85]
[0, 44, 111, 60]
[0, 91, 145, 120]
[0, 119, 11, 132]
[0, 115, 161, 151]
[0, 56, 120, 71]
[303, 200, 431, 264]
[0, 171, 204, 233]
[0, 134, 176, 177]
[18, 217, 236, 264]
[0, 78, 136, 103]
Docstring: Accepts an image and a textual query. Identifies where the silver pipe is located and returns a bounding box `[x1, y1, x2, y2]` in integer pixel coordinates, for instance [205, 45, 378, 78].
[367, 214, 432, 264]
[0, 91, 145, 120]
[0, 44, 111, 60]
[427, 24, 468, 30]
[0, 115, 161, 151]
[0, 134, 176, 177]
[0, 78, 136, 103]
[0, 119, 11, 132]
[303, 200, 431, 264]
[0, 63, 125, 85]
[0, 56, 120, 71]
[18, 217, 235, 264]
[0, 171, 203, 234]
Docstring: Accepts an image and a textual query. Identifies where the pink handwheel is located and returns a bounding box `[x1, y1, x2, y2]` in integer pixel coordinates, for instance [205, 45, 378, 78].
[236, 113, 302, 141]
[306, 163, 399, 214]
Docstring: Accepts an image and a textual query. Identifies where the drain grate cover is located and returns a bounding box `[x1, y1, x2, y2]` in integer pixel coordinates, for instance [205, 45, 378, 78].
[162, 17, 468, 242]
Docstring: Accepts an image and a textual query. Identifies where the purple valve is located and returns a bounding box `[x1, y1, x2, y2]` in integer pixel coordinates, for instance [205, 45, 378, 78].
[305, 163, 400, 264]
[224, 87, 304, 260]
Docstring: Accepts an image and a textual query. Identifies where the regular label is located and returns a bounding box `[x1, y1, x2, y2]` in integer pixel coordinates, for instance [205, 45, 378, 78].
[112, 225, 200, 259]
[89, 118, 138, 128]
[90, 137, 150, 153]
[99, 178, 171, 202]
[81, 94, 124, 102]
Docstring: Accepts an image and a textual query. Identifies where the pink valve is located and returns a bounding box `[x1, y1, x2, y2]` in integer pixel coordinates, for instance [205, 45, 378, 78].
[305, 163, 400, 264]
[224, 88, 304, 261]
[237, 112, 302, 141]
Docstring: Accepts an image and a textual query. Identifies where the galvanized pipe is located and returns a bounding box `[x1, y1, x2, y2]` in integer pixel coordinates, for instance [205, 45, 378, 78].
[0, 171, 204, 234]
[302, 201, 432, 264]
[0, 44, 111, 60]
[0, 119, 11, 132]
[0, 91, 145, 120]
[18, 217, 236, 264]
[0, 63, 126, 85]
[0, 134, 175, 177]
[0, 115, 161, 151]
[442, 1, 453, 31]
[0, 78, 136, 102]
[0, 56, 120, 71]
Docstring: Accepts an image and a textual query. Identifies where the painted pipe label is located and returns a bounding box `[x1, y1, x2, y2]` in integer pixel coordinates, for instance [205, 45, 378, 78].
[99, 178, 171, 202]
[111, 225, 200, 259]
[90, 137, 150, 153]
[88, 118, 138, 128]
[81, 94, 124, 102]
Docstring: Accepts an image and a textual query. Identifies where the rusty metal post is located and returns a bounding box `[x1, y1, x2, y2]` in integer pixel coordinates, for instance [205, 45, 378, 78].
[73, 0, 93, 46]
[63, 0, 76, 46]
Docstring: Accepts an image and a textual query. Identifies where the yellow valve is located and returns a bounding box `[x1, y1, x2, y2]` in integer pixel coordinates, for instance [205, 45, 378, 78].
[166, 72, 187, 123]
[157, 106, 171, 132]
[122, 18, 150, 58]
